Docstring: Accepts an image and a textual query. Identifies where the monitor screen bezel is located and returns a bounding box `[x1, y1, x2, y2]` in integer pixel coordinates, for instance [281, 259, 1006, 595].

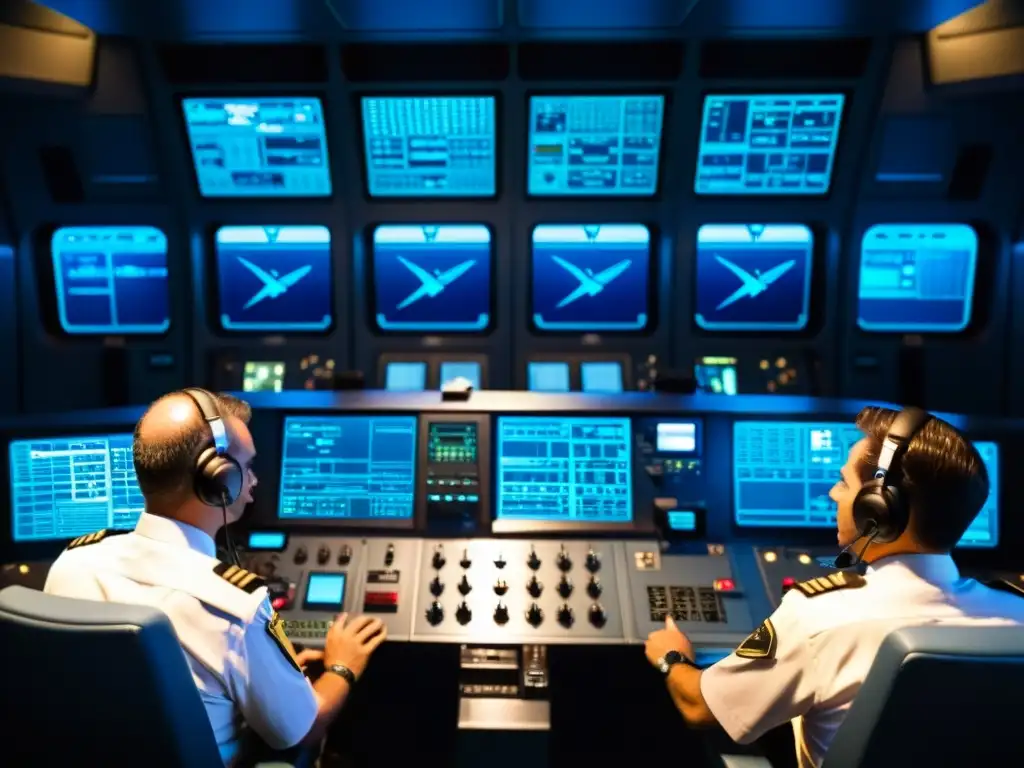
[524, 90, 670, 201]
[177, 93, 335, 201]
[354, 92, 502, 202]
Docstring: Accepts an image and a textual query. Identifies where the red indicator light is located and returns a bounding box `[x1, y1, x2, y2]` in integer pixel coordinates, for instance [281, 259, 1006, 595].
[364, 591, 398, 605]
[713, 578, 735, 592]
[271, 597, 288, 610]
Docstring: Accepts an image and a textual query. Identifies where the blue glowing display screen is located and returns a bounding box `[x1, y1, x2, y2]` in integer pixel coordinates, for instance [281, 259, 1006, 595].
[695, 224, 813, 332]
[528, 362, 570, 392]
[527, 94, 665, 197]
[495, 416, 633, 523]
[440, 361, 482, 389]
[372, 224, 492, 332]
[215, 226, 332, 333]
[667, 510, 697, 532]
[695, 94, 845, 196]
[580, 362, 623, 393]
[857, 224, 978, 333]
[51, 226, 170, 335]
[278, 416, 417, 520]
[361, 96, 496, 198]
[9, 434, 143, 542]
[305, 573, 346, 608]
[247, 531, 287, 550]
[385, 362, 427, 391]
[732, 422, 999, 548]
[182, 97, 331, 198]
[532, 224, 650, 332]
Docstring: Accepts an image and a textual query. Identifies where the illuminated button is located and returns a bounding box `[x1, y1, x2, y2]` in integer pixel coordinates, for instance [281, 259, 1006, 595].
[364, 591, 399, 606]
[763, 551, 778, 563]
[781, 577, 797, 593]
[798, 554, 812, 566]
[271, 597, 288, 611]
[712, 578, 735, 592]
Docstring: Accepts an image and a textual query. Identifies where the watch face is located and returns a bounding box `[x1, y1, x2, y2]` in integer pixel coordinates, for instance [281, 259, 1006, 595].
[664, 650, 682, 664]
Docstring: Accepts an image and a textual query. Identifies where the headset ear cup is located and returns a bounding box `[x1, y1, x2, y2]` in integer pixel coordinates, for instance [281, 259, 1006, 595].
[195, 447, 243, 507]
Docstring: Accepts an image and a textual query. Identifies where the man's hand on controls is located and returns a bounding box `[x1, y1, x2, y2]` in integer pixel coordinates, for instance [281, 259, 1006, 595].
[645, 616, 695, 668]
[324, 613, 388, 679]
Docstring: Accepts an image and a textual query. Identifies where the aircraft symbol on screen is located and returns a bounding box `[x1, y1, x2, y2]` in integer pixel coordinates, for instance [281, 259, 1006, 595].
[237, 257, 312, 310]
[395, 257, 476, 309]
[714, 256, 796, 311]
[552, 256, 632, 308]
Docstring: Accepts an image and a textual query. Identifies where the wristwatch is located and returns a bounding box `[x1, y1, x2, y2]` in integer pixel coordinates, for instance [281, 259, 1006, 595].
[326, 663, 357, 685]
[657, 650, 699, 675]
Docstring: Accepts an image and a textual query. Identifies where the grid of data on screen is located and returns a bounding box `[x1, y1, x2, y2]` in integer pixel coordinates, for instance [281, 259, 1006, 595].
[361, 96, 496, 197]
[278, 416, 417, 520]
[182, 97, 331, 198]
[9, 434, 143, 542]
[527, 94, 665, 197]
[495, 416, 633, 523]
[51, 227, 170, 335]
[857, 224, 978, 333]
[695, 94, 844, 195]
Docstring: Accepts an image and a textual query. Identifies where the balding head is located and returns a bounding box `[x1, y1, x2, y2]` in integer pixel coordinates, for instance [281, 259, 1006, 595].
[133, 391, 252, 506]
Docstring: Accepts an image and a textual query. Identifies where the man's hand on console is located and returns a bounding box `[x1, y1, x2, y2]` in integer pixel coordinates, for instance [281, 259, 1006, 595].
[324, 613, 388, 680]
[296, 648, 325, 671]
[645, 616, 695, 668]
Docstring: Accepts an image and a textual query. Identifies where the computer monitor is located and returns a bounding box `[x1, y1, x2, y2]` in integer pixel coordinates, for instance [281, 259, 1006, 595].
[695, 224, 813, 332]
[695, 93, 845, 196]
[732, 421, 999, 548]
[51, 226, 170, 335]
[580, 361, 623, 393]
[531, 224, 651, 332]
[9, 433, 142, 542]
[214, 225, 333, 332]
[857, 224, 978, 333]
[278, 416, 417, 521]
[528, 361, 570, 392]
[371, 224, 492, 332]
[527, 94, 665, 197]
[495, 416, 633, 523]
[439, 361, 482, 390]
[181, 97, 331, 198]
[360, 96, 497, 198]
[385, 361, 427, 391]
[694, 357, 738, 395]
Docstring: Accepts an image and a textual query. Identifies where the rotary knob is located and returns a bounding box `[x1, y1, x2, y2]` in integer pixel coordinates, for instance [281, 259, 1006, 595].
[432, 545, 446, 570]
[526, 602, 544, 627]
[337, 544, 352, 566]
[587, 576, 603, 599]
[429, 576, 444, 597]
[557, 575, 573, 599]
[589, 603, 607, 628]
[455, 602, 472, 625]
[458, 575, 472, 596]
[585, 549, 601, 573]
[460, 549, 472, 569]
[527, 575, 543, 598]
[493, 602, 510, 625]
[556, 545, 572, 572]
[494, 579, 508, 596]
[294, 546, 308, 565]
[557, 604, 574, 628]
[426, 601, 444, 626]
[527, 547, 541, 570]
[494, 553, 506, 569]
[317, 545, 330, 565]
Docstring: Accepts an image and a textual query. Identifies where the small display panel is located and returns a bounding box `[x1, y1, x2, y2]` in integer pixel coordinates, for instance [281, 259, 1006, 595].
[733, 422, 1000, 547]
[51, 226, 170, 335]
[695, 224, 813, 332]
[495, 416, 633, 523]
[278, 416, 417, 521]
[695, 356, 738, 395]
[428, 423, 479, 464]
[215, 226, 332, 333]
[439, 361, 482, 390]
[243, 361, 285, 393]
[532, 224, 651, 332]
[10, 434, 142, 542]
[656, 422, 698, 454]
[527, 94, 665, 197]
[528, 362, 570, 392]
[667, 510, 697, 532]
[304, 572, 346, 611]
[247, 531, 287, 551]
[695, 93, 845, 195]
[372, 224, 492, 332]
[857, 224, 978, 333]
[385, 362, 427, 392]
[182, 97, 331, 198]
[580, 361, 623, 393]
[361, 96, 497, 198]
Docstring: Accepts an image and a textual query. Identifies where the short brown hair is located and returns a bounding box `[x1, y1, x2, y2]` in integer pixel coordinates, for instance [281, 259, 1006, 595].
[854, 406, 989, 550]
[133, 392, 251, 502]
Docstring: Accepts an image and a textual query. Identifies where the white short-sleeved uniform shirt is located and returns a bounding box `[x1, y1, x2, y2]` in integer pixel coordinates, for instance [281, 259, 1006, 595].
[44, 512, 318, 765]
[700, 555, 1024, 768]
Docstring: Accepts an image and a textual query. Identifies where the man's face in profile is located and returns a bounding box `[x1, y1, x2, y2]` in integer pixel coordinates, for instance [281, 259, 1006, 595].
[224, 415, 258, 521]
[830, 437, 869, 547]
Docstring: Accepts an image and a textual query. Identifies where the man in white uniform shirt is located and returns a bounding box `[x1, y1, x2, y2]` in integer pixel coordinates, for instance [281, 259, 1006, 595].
[643, 405, 1024, 768]
[45, 389, 387, 765]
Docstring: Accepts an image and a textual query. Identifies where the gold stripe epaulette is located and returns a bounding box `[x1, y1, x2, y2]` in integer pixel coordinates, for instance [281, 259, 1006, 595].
[213, 562, 266, 594]
[67, 529, 127, 550]
[794, 570, 867, 598]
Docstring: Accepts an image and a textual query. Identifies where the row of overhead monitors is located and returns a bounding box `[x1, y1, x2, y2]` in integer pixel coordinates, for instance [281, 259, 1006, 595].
[49, 222, 980, 337]
[8, 417, 1000, 549]
[181, 93, 843, 199]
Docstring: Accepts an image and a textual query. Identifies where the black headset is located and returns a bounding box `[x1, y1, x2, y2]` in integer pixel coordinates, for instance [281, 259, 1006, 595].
[181, 388, 244, 507]
[851, 406, 932, 543]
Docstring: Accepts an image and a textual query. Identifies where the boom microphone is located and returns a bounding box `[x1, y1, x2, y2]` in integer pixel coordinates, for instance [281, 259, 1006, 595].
[817, 521, 880, 572]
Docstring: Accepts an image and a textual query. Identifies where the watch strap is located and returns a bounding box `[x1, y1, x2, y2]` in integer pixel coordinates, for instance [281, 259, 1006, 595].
[660, 652, 700, 674]
[326, 663, 356, 685]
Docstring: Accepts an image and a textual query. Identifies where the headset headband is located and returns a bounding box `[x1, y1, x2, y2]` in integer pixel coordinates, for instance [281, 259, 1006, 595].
[873, 406, 931, 482]
[182, 388, 229, 454]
